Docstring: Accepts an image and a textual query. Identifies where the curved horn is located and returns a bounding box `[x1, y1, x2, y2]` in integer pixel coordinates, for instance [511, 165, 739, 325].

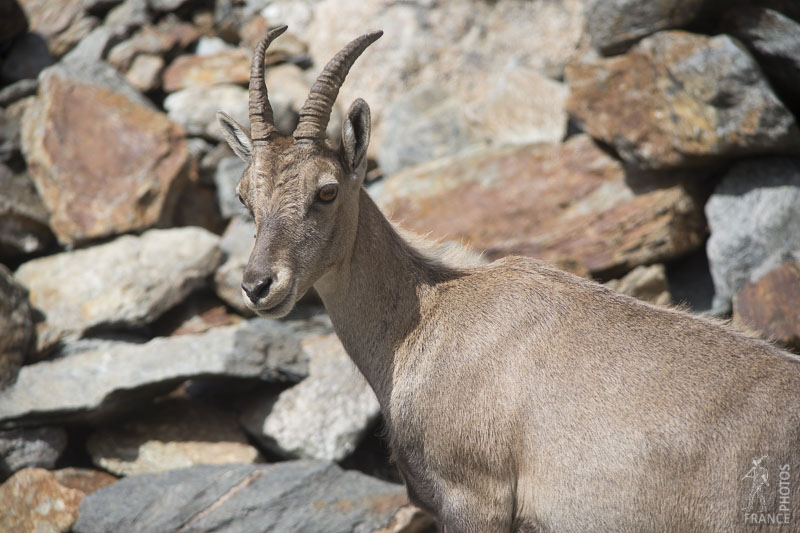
[249, 25, 288, 142]
[294, 31, 383, 142]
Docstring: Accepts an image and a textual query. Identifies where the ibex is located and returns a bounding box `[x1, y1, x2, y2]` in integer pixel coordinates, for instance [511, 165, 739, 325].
[217, 27, 800, 532]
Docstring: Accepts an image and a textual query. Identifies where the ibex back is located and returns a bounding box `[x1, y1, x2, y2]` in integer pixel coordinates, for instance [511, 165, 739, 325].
[217, 27, 800, 532]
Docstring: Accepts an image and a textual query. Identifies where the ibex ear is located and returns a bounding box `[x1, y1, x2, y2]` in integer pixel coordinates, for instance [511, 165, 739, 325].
[342, 99, 370, 175]
[216, 111, 252, 163]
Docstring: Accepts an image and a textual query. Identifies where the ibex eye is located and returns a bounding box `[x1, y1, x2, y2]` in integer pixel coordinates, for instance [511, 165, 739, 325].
[317, 184, 338, 203]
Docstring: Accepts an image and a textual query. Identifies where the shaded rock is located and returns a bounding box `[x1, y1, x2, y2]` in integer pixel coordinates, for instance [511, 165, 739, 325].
[0, 0, 28, 45]
[0, 78, 38, 108]
[734, 261, 800, 350]
[15, 227, 222, 352]
[305, 0, 586, 159]
[162, 48, 251, 92]
[171, 177, 227, 234]
[214, 156, 249, 219]
[214, 216, 255, 314]
[0, 264, 34, 389]
[605, 264, 671, 305]
[152, 290, 242, 337]
[375, 134, 706, 277]
[585, 0, 707, 55]
[87, 399, 261, 476]
[52, 468, 117, 496]
[0, 164, 55, 260]
[21, 60, 190, 245]
[0, 33, 55, 83]
[0, 426, 67, 480]
[123, 53, 163, 92]
[705, 158, 800, 312]
[18, 0, 98, 57]
[0, 318, 307, 426]
[378, 85, 473, 177]
[665, 248, 715, 313]
[0, 467, 84, 533]
[241, 334, 379, 461]
[566, 31, 800, 170]
[723, 7, 800, 113]
[73, 461, 421, 533]
[107, 19, 199, 72]
[165, 84, 248, 140]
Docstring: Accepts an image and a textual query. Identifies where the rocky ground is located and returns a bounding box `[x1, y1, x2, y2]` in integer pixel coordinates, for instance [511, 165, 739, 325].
[1, 0, 799, 531]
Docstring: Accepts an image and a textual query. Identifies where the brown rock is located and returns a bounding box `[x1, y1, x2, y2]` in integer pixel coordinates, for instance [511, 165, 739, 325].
[18, 0, 98, 57]
[21, 62, 189, 245]
[0, 265, 33, 389]
[107, 19, 200, 72]
[124, 53, 164, 92]
[153, 290, 242, 337]
[86, 399, 262, 476]
[734, 262, 800, 350]
[52, 468, 117, 495]
[566, 31, 800, 169]
[162, 48, 251, 92]
[375, 134, 706, 277]
[0, 467, 84, 533]
[605, 264, 671, 305]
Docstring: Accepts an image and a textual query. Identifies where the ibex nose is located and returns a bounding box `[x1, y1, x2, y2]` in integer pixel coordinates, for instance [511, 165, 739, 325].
[241, 277, 272, 303]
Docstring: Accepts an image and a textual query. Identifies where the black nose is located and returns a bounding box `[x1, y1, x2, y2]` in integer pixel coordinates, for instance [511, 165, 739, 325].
[241, 277, 272, 303]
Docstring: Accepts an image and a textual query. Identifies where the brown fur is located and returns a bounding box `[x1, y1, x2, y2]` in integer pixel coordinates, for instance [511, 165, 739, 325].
[219, 30, 800, 533]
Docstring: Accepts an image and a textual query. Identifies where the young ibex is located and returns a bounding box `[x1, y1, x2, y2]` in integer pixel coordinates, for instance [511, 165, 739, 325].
[218, 27, 800, 532]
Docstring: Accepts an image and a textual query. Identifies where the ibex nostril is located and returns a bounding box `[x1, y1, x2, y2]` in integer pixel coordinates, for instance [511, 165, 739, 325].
[241, 277, 272, 302]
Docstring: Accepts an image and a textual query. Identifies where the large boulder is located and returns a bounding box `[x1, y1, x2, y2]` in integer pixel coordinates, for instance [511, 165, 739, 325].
[705, 158, 800, 313]
[0, 265, 34, 389]
[21, 60, 190, 245]
[0, 318, 307, 427]
[302, 0, 584, 162]
[584, 0, 708, 55]
[15, 227, 222, 353]
[73, 461, 428, 533]
[86, 399, 261, 476]
[374, 134, 706, 277]
[240, 334, 380, 461]
[566, 31, 800, 169]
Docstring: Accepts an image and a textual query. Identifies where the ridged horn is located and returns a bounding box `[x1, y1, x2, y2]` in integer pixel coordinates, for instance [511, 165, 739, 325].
[249, 25, 288, 142]
[293, 31, 383, 142]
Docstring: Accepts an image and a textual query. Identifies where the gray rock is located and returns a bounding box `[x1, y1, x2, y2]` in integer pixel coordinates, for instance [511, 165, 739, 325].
[164, 84, 248, 140]
[73, 461, 415, 533]
[62, 26, 126, 64]
[0, 78, 38, 108]
[214, 157, 249, 219]
[585, 0, 707, 55]
[0, 0, 27, 45]
[17, 0, 99, 58]
[0, 318, 307, 426]
[214, 216, 255, 314]
[146, 0, 191, 12]
[14, 228, 222, 352]
[724, 7, 800, 109]
[0, 33, 55, 84]
[706, 158, 800, 313]
[0, 427, 67, 480]
[104, 0, 151, 34]
[241, 334, 379, 462]
[0, 265, 34, 389]
[378, 85, 473, 177]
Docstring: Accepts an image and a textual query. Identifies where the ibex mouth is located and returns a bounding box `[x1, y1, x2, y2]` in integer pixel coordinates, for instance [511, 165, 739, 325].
[245, 280, 298, 318]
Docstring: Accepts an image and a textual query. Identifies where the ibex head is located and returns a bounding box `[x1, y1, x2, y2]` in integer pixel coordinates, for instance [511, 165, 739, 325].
[216, 26, 382, 317]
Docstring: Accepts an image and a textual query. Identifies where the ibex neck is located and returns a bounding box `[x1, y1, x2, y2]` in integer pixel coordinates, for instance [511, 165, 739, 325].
[314, 189, 444, 409]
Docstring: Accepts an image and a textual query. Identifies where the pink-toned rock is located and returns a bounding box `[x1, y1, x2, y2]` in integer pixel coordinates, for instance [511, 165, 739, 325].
[52, 468, 117, 496]
[0, 468, 84, 533]
[107, 20, 200, 72]
[162, 48, 251, 92]
[566, 31, 800, 169]
[124, 54, 164, 92]
[734, 262, 800, 350]
[21, 62, 189, 245]
[375, 134, 706, 277]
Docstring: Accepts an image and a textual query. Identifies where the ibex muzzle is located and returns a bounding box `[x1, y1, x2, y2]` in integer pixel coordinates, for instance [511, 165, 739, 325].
[219, 28, 800, 533]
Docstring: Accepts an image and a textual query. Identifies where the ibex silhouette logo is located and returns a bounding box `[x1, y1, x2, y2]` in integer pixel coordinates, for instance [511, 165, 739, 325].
[742, 455, 770, 513]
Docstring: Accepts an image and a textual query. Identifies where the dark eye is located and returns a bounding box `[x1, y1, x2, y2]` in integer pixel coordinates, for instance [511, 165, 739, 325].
[317, 183, 338, 203]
